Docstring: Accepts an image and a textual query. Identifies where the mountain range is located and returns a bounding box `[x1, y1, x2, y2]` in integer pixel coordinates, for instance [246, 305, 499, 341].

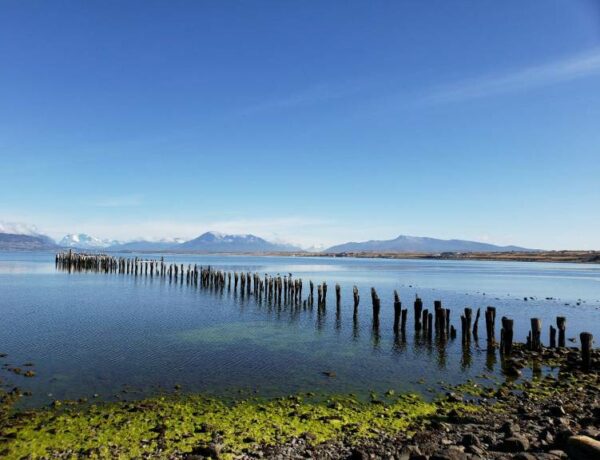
[0, 227, 532, 253]
[178, 232, 300, 252]
[0, 233, 58, 250]
[324, 235, 530, 253]
[59, 233, 121, 249]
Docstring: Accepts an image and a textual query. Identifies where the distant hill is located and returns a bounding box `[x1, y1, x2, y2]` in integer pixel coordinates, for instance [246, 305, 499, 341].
[178, 231, 301, 253]
[59, 233, 119, 249]
[107, 238, 185, 252]
[0, 233, 58, 251]
[325, 235, 531, 253]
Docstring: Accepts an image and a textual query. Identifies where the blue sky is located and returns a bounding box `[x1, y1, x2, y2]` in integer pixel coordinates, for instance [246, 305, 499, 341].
[1, 1, 600, 249]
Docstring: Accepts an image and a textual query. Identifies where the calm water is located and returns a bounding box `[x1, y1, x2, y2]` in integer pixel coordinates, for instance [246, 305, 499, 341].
[1, 251, 599, 407]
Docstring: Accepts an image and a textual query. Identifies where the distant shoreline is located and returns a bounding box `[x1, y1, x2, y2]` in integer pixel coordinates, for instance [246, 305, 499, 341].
[41, 248, 600, 264]
[277, 250, 600, 264]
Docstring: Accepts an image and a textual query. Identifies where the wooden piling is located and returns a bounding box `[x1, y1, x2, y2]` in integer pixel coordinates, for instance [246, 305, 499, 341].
[427, 312, 433, 339]
[401, 308, 407, 334]
[393, 290, 401, 333]
[500, 317, 514, 356]
[530, 318, 542, 351]
[461, 308, 472, 343]
[371, 288, 380, 325]
[473, 307, 481, 339]
[557, 317, 566, 348]
[485, 306, 496, 345]
[434, 300, 442, 332]
[580, 332, 593, 370]
[414, 296, 423, 331]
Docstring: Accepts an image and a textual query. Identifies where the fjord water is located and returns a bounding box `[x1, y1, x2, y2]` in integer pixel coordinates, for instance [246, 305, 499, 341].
[1, 251, 599, 407]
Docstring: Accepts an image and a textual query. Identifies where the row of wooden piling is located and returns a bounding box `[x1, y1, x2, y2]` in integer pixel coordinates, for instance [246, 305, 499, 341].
[55, 251, 596, 369]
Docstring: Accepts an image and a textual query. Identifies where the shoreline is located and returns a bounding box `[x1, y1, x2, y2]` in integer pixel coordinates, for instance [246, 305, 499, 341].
[41, 249, 600, 264]
[1, 344, 598, 459]
[275, 250, 600, 264]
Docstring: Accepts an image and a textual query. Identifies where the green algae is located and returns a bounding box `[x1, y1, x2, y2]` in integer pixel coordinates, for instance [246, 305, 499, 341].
[0, 391, 478, 459]
[177, 321, 317, 349]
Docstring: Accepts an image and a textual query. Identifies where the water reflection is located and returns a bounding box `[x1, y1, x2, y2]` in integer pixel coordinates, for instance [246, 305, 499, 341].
[2, 252, 599, 407]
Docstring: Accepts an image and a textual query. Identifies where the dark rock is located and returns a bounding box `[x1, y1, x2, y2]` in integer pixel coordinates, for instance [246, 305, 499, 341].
[567, 435, 600, 460]
[465, 444, 485, 456]
[501, 421, 520, 436]
[554, 427, 574, 448]
[430, 446, 467, 460]
[190, 443, 222, 459]
[349, 448, 368, 460]
[446, 392, 462, 403]
[513, 454, 536, 460]
[461, 433, 480, 447]
[499, 435, 530, 452]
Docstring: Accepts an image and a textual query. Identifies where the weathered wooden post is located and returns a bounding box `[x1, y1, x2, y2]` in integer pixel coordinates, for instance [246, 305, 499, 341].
[353, 285, 359, 316]
[335, 284, 341, 309]
[401, 308, 408, 334]
[530, 318, 542, 351]
[472, 307, 481, 339]
[434, 300, 442, 332]
[427, 312, 433, 339]
[422, 308, 429, 333]
[557, 317, 566, 347]
[485, 306, 496, 344]
[580, 332, 593, 370]
[438, 308, 447, 338]
[461, 308, 472, 343]
[393, 290, 401, 333]
[414, 296, 423, 331]
[549, 326, 557, 348]
[371, 288, 380, 325]
[500, 317, 514, 356]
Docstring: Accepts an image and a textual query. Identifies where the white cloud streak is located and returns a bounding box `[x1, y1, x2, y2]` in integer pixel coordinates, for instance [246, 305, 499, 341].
[238, 80, 368, 115]
[424, 48, 600, 104]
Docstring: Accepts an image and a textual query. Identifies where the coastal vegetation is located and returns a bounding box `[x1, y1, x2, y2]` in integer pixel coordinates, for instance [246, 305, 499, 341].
[1, 344, 598, 459]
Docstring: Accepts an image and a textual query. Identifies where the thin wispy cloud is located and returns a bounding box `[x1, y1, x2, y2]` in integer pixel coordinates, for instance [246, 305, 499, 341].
[239, 79, 368, 115]
[424, 48, 600, 104]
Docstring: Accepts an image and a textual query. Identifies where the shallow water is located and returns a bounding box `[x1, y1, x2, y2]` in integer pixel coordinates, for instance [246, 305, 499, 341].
[1, 251, 599, 407]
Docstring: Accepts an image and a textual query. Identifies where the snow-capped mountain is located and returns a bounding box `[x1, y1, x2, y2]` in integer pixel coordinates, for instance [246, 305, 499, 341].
[178, 231, 301, 252]
[107, 238, 186, 251]
[59, 233, 120, 249]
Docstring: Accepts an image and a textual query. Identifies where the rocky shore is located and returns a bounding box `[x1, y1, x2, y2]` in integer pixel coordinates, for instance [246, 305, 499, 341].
[239, 345, 600, 460]
[1, 345, 599, 459]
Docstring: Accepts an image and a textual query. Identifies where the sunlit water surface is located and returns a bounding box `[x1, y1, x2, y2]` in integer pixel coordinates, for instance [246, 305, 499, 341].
[1, 252, 599, 407]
